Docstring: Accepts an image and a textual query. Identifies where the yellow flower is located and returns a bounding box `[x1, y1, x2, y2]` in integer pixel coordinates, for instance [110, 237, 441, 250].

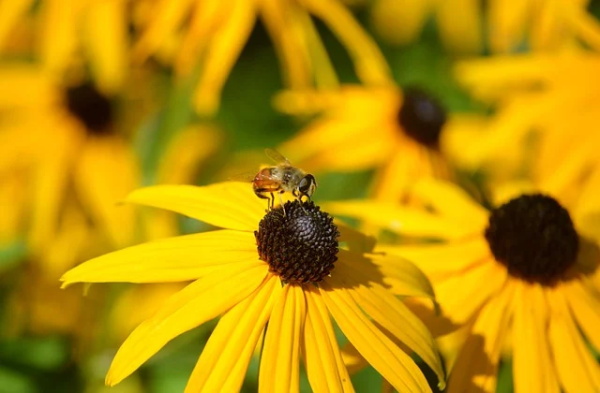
[0, 0, 130, 94]
[0, 64, 221, 337]
[132, 0, 392, 115]
[451, 49, 600, 195]
[370, 0, 600, 53]
[61, 182, 446, 392]
[326, 179, 600, 392]
[276, 85, 452, 202]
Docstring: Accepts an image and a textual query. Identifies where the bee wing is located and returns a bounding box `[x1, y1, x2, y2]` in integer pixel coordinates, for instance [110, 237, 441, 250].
[227, 170, 258, 182]
[264, 148, 290, 165]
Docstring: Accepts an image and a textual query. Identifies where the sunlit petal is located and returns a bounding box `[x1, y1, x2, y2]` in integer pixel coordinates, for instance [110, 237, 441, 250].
[302, 287, 354, 393]
[259, 284, 306, 393]
[319, 281, 431, 393]
[106, 263, 268, 386]
[61, 230, 259, 284]
[512, 283, 559, 393]
[126, 182, 264, 231]
[185, 275, 279, 393]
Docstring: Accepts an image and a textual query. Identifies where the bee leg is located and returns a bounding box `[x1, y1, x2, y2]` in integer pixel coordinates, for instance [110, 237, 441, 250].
[269, 192, 275, 211]
[279, 193, 287, 216]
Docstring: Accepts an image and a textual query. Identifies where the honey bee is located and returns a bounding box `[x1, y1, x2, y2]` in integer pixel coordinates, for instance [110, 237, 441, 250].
[253, 148, 317, 210]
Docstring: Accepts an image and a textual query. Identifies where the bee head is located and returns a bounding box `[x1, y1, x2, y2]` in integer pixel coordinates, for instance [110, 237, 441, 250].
[297, 174, 317, 199]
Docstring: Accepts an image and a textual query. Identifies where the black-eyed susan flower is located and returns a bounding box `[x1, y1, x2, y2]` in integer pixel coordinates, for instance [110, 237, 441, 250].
[326, 179, 600, 393]
[61, 182, 446, 392]
[276, 85, 452, 202]
[0, 0, 130, 94]
[369, 0, 600, 53]
[0, 64, 220, 338]
[452, 49, 600, 193]
[132, 0, 392, 115]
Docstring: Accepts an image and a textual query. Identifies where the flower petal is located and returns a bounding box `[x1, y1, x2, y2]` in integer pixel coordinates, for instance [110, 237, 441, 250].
[411, 178, 489, 232]
[563, 279, 600, 351]
[326, 200, 473, 240]
[302, 287, 354, 393]
[338, 251, 434, 299]
[512, 283, 560, 393]
[379, 237, 490, 279]
[547, 287, 600, 393]
[61, 230, 259, 284]
[343, 280, 445, 389]
[185, 275, 279, 393]
[447, 282, 514, 393]
[319, 281, 431, 393]
[126, 182, 264, 231]
[259, 284, 306, 393]
[106, 263, 268, 386]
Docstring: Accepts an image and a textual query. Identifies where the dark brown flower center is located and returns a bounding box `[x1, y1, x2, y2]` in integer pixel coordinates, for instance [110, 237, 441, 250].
[485, 194, 579, 285]
[255, 200, 339, 284]
[397, 87, 446, 148]
[65, 82, 113, 134]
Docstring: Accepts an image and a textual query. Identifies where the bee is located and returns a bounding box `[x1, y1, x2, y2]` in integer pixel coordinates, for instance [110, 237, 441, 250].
[253, 148, 317, 210]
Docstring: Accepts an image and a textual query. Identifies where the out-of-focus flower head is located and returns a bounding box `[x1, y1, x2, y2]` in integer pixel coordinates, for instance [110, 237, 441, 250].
[370, 0, 600, 54]
[276, 85, 454, 202]
[326, 177, 600, 392]
[131, 0, 392, 115]
[61, 182, 446, 392]
[450, 48, 600, 195]
[0, 0, 131, 94]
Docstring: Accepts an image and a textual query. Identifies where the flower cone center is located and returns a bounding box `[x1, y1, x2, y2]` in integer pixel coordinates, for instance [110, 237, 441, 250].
[65, 82, 113, 134]
[397, 87, 446, 148]
[485, 194, 579, 285]
[255, 200, 339, 284]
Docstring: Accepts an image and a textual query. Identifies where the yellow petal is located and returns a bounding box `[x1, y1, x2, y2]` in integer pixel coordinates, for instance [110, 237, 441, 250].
[547, 287, 600, 393]
[185, 275, 279, 393]
[563, 279, 600, 351]
[302, 0, 392, 85]
[106, 263, 268, 386]
[0, 0, 33, 49]
[379, 237, 489, 279]
[302, 287, 354, 393]
[74, 136, 139, 248]
[61, 230, 259, 285]
[326, 200, 473, 240]
[192, 0, 255, 115]
[40, 0, 79, 77]
[447, 283, 514, 393]
[512, 283, 559, 393]
[370, 0, 432, 45]
[436, 0, 481, 53]
[342, 280, 445, 389]
[412, 179, 488, 232]
[319, 282, 431, 393]
[84, 0, 128, 93]
[337, 250, 435, 302]
[126, 182, 264, 232]
[259, 284, 305, 393]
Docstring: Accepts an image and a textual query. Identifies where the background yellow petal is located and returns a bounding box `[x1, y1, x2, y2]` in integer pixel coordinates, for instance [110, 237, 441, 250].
[563, 280, 600, 351]
[326, 200, 474, 240]
[436, 0, 481, 53]
[106, 263, 267, 386]
[547, 288, 600, 393]
[302, 287, 354, 393]
[319, 282, 431, 393]
[126, 182, 264, 231]
[412, 179, 488, 231]
[84, 0, 128, 94]
[61, 230, 259, 284]
[74, 136, 139, 248]
[380, 237, 489, 278]
[447, 284, 514, 393]
[0, 0, 33, 49]
[185, 275, 279, 393]
[259, 284, 305, 393]
[370, 0, 432, 45]
[512, 283, 559, 393]
[40, 0, 79, 78]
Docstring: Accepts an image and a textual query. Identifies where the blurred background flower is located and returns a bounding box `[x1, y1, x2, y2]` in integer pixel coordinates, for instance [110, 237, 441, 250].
[1, 0, 599, 392]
